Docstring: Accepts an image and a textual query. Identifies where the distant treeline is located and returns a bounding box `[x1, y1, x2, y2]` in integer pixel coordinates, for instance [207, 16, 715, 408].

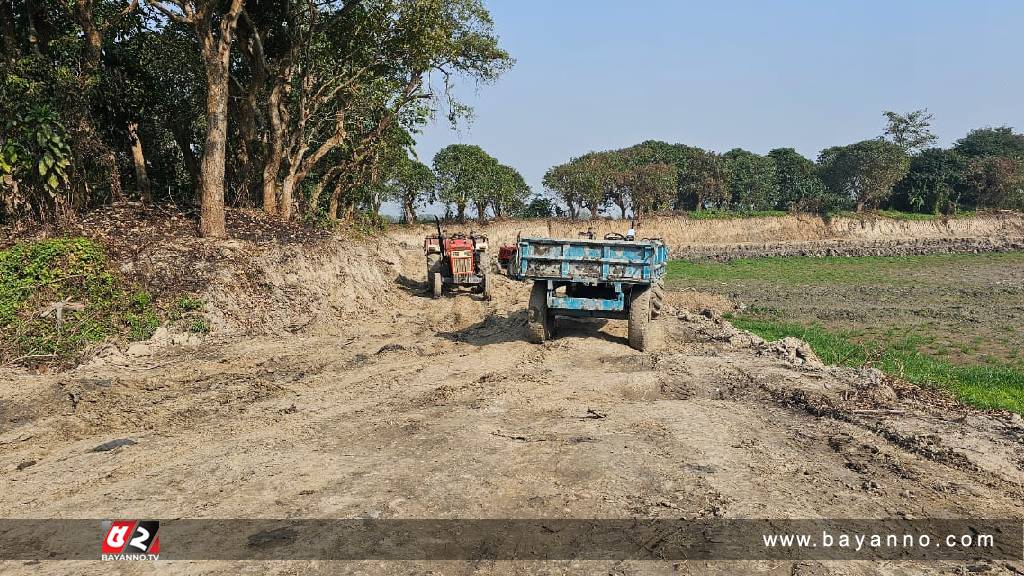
[540, 111, 1024, 219]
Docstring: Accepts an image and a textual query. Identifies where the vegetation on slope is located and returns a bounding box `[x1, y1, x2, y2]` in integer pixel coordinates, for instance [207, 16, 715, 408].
[0, 238, 204, 366]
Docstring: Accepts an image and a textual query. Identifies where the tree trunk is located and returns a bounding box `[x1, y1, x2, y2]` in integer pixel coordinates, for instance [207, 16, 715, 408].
[327, 182, 341, 221]
[475, 201, 487, 223]
[280, 171, 296, 221]
[199, 61, 229, 236]
[261, 80, 286, 216]
[127, 122, 151, 202]
[456, 203, 466, 223]
[856, 200, 865, 213]
[402, 196, 416, 224]
[195, 0, 245, 238]
[170, 122, 201, 195]
[73, 0, 101, 74]
[0, 0, 18, 62]
[307, 179, 323, 219]
[105, 149, 123, 202]
[25, 0, 40, 55]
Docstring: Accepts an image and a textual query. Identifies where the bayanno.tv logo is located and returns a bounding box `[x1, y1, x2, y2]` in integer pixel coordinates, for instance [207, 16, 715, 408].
[101, 520, 160, 560]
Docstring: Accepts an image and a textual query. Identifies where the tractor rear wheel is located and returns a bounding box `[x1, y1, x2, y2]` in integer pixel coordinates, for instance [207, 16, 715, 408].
[527, 281, 554, 343]
[628, 285, 660, 351]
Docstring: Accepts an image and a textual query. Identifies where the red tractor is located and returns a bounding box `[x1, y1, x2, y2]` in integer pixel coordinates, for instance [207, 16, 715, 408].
[497, 245, 518, 274]
[424, 218, 491, 299]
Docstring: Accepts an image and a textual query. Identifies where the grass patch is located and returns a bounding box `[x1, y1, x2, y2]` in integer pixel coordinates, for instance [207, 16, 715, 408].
[687, 210, 788, 220]
[683, 209, 974, 222]
[731, 317, 1024, 414]
[0, 237, 204, 365]
[667, 252, 1024, 284]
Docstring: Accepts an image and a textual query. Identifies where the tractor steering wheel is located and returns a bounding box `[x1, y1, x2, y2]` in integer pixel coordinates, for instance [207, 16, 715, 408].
[604, 232, 625, 240]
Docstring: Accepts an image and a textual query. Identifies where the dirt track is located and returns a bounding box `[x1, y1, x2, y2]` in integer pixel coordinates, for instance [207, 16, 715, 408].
[1, 232, 1023, 575]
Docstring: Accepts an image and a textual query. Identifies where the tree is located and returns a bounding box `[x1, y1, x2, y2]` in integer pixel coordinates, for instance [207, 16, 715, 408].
[677, 147, 729, 210]
[490, 164, 530, 218]
[543, 163, 582, 219]
[618, 163, 677, 218]
[723, 148, 778, 211]
[953, 127, 1024, 159]
[768, 148, 825, 210]
[433, 144, 496, 222]
[965, 156, 1024, 209]
[818, 140, 910, 212]
[380, 157, 435, 223]
[251, 0, 511, 222]
[573, 153, 616, 218]
[892, 148, 967, 213]
[516, 194, 555, 218]
[147, 0, 247, 238]
[883, 109, 937, 153]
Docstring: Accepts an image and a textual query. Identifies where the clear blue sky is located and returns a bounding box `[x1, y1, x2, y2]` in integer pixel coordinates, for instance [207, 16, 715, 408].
[397, 0, 1023, 216]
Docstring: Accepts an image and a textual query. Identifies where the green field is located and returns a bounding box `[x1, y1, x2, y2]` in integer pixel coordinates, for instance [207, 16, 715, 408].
[667, 252, 1024, 413]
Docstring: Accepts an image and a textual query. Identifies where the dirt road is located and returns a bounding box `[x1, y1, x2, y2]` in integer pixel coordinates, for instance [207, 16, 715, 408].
[1, 237, 1023, 575]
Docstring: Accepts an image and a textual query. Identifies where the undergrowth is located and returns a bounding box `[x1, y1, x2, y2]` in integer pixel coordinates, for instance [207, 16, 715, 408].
[0, 237, 205, 365]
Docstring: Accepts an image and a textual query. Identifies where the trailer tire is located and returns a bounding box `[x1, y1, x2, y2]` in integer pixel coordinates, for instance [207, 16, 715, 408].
[651, 281, 665, 319]
[628, 285, 660, 351]
[527, 281, 553, 343]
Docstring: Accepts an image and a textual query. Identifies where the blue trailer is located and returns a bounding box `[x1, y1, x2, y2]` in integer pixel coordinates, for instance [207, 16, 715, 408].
[511, 235, 669, 351]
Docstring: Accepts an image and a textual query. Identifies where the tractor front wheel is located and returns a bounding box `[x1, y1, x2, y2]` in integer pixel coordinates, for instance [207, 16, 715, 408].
[481, 274, 492, 300]
[427, 254, 442, 299]
[527, 281, 554, 343]
[431, 270, 443, 299]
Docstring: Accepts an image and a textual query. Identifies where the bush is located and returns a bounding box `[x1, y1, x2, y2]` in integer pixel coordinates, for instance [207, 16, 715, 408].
[0, 238, 163, 364]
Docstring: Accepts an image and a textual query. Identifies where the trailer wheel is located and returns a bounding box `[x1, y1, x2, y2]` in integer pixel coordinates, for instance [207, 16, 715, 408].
[651, 280, 665, 319]
[628, 285, 660, 351]
[527, 281, 553, 343]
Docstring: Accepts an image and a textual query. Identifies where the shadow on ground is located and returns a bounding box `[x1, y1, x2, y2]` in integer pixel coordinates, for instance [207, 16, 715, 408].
[439, 311, 627, 347]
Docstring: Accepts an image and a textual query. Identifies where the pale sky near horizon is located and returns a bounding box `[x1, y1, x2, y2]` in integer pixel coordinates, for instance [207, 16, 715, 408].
[390, 0, 1024, 217]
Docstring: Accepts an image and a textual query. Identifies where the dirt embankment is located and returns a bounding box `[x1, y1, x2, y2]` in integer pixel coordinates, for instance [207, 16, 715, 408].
[391, 212, 1024, 260]
[3, 206, 399, 337]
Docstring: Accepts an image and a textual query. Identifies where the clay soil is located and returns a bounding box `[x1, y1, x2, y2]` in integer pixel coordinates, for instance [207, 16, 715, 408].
[1, 220, 1023, 575]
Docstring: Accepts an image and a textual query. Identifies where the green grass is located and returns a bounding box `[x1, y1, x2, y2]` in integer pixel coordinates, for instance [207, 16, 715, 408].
[682, 209, 979, 222]
[687, 210, 788, 220]
[0, 237, 185, 365]
[730, 317, 1024, 414]
[667, 252, 1024, 284]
